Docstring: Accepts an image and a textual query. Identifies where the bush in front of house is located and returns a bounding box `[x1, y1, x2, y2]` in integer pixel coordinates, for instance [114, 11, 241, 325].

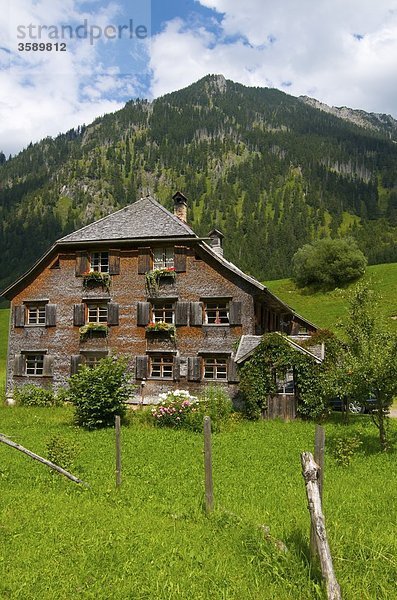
[292, 237, 367, 288]
[151, 390, 198, 428]
[13, 384, 63, 407]
[68, 356, 132, 429]
[151, 386, 233, 432]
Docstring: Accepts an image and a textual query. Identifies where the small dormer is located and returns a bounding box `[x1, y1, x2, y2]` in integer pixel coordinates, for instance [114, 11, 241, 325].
[173, 191, 188, 223]
[208, 228, 224, 257]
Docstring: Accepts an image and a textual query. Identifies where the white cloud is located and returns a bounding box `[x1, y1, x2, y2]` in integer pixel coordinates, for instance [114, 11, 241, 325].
[150, 0, 397, 117]
[0, 0, 145, 155]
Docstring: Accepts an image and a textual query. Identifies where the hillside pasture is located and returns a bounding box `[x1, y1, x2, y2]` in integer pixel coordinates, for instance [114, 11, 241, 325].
[1, 406, 396, 599]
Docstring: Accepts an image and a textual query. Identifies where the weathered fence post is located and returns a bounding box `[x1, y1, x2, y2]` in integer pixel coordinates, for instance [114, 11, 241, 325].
[301, 451, 341, 600]
[115, 415, 122, 487]
[310, 424, 325, 556]
[203, 416, 214, 513]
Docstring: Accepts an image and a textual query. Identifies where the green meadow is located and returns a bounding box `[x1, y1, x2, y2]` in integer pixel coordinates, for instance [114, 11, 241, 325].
[1, 406, 396, 599]
[265, 262, 397, 332]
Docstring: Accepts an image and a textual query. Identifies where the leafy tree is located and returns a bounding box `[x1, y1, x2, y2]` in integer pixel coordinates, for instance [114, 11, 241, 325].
[68, 356, 133, 429]
[324, 283, 397, 451]
[292, 238, 367, 288]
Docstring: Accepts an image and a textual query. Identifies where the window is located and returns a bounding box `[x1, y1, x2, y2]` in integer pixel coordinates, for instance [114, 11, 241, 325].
[25, 353, 44, 375]
[83, 353, 108, 368]
[151, 301, 175, 324]
[27, 304, 46, 325]
[204, 301, 229, 324]
[203, 357, 228, 380]
[150, 355, 173, 379]
[90, 251, 109, 273]
[87, 303, 108, 323]
[153, 247, 174, 269]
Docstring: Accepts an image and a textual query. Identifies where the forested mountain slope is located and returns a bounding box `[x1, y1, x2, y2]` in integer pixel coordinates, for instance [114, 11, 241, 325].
[1, 74, 397, 291]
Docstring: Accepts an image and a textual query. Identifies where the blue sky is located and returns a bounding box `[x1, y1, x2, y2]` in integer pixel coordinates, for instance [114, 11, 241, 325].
[1, 0, 397, 155]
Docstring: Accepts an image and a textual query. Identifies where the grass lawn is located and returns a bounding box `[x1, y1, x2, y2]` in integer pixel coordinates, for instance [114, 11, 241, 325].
[265, 263, 397, 332]
[1, 406, 396, 599]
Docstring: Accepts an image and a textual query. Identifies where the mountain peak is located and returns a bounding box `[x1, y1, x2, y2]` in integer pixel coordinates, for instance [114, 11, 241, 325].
[204, 73, 227, 94]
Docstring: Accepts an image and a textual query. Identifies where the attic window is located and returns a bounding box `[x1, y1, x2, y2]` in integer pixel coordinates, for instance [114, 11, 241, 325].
[153, 247, 174, 269]
[90, 251, 109, 273]
[27, 304, 46, 325]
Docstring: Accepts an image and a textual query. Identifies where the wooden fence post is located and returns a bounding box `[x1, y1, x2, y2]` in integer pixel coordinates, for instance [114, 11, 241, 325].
[301, 452, 341, 600]
[203, 416, 214, 513]
[310, 425, 325, 557]
[115, 415, 122, 488]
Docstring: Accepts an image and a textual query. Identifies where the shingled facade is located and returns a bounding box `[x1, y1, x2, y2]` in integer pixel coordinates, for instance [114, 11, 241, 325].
[2, 193, 316, 401]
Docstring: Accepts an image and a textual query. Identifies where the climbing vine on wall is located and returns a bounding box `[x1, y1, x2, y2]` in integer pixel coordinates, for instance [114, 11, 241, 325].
[239, 333, 327, 420]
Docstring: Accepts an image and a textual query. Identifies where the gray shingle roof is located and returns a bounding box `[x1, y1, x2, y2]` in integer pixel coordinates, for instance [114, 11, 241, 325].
[59, 196, 197, 243]
[235, 334, 323, 364]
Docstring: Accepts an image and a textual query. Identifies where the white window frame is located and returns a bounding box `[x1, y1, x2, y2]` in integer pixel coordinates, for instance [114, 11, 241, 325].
[204, 301, 229, 325]
[27, 304, 46, 325]
[25, 353, 44, 376]
[90, 251, 109, 273]
[87, 303, 108, 324]
[150, 355, 174, 379]
[83, 353, 108, 368]
[151, 302, 175, 324]
[153, 247, 174, 269]
[203, 357, 228, 380]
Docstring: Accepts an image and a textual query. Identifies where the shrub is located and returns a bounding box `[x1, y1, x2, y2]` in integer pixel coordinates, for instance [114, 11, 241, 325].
[68, 356, 133, 429]
[187, 386, 233, 432]
[13, 384, 62, 407]
[151, 387, 233, 432]
[151, 390, 198, 428]
[292, 238, 367, 288]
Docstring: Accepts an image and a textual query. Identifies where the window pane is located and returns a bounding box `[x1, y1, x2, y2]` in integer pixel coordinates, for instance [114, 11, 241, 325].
[26, 354, 44, 375]
[152, 303, 174, 323]
[87, 304, 108, 323]
[204, 357, 227, 380]
[153, 247, 174, 269]
[205, 302, 229, 324]
[150, 355, 173, 378]
[91, 252, 109, 273]
[27, 305, 46, 325]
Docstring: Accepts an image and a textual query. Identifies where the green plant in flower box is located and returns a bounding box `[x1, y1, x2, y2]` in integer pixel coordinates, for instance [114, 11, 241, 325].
[145, 267, 176, 295]
[79, 323, 109, 341]
[145, 321, 176, 342]
[83, 271, 111, 292]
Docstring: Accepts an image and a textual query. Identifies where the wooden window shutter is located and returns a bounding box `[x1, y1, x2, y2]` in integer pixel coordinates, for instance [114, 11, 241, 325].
[75, 251, 89, 276]
[43, 355, 54, 377]
[73, 304, 85, 327]
[14, 305, 25, 328]
[137, 302, 150, 326]
[70, 355, 82, 376]
[187, 356, 201, 381]
[109, 250, 120, 275]
[138, 247, 152, 274]
[228, 357, 239, 383]
[45, 304, 57, 327]
[175, 302, 189, 326]
[174, 246, 187, 272]
[173, 356, 181, 381]
[229, 301, 242, 326]
[13, 354, 25, 376]
[190, 302, 203, 326]
[136, 355, 149, 379]
[107, 303, 119, 326]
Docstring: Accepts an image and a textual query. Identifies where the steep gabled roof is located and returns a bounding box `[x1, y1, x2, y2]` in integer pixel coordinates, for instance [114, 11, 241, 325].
[59, 195, 196, 243]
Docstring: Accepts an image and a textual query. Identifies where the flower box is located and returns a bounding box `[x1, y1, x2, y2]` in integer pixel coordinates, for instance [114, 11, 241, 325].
[82, 271, 111, 292]
[79, 323, 109, 341]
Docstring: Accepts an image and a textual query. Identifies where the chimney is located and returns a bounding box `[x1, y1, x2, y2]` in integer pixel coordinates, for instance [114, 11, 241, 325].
[208, 228, 224, 257]
[173, 191, 188, 223]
